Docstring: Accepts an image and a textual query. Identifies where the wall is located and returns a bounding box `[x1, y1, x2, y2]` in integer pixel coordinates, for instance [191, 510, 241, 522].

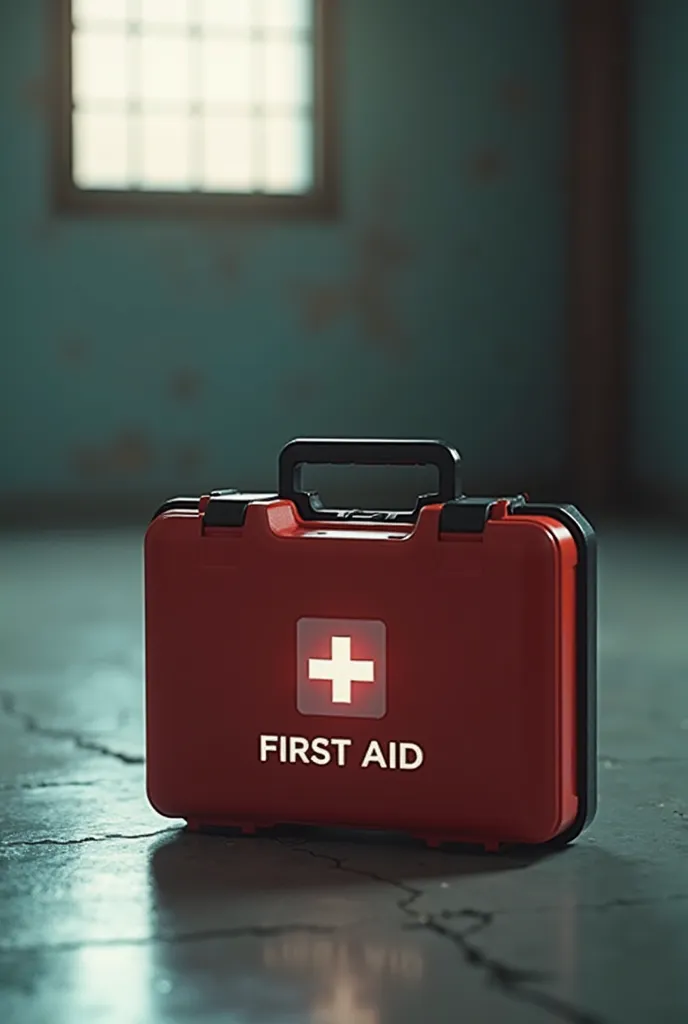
[0, 0, 569, 517]
[632, 0, 688, 505]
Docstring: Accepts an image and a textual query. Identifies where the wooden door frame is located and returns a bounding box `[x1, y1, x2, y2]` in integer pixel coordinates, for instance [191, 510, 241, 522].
[568, 0, 631, 513]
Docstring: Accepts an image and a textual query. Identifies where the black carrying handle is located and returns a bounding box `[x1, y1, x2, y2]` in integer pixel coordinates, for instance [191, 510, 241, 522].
[278, 438, 462, 522]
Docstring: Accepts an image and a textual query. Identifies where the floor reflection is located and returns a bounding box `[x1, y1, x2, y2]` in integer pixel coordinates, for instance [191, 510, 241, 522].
[263, 933, 424, 982]
[264, 933, 425, 1023]
[144, 829, 566, 1022]
[310, 976, 379, 1024]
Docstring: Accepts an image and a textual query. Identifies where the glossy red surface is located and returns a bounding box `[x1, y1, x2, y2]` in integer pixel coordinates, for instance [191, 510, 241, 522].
[144, 500, 578, 847]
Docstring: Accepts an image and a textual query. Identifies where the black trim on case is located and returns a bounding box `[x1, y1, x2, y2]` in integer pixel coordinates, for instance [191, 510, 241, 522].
[439, 496, 525, 534]
[203, 492, 279, 528]
[151, 497, 200, 520]
[150, 491, 243, 523]
[512, 503, 597, 845]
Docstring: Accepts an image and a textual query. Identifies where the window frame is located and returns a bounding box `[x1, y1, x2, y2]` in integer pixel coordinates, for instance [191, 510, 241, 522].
[51, 0, 339, 219]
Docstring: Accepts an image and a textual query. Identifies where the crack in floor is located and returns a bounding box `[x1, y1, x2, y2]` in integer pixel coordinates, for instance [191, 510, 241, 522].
[0, 693, 664, 1020]
[0, 923, 339, 957]
[481, 892, 688, 916]
[0, 779, 103, 792]
[2, 827, 180, 849]
[278, 839, 607, 1024]
[0, 691, 144, 765]
[600, 754, 688, 766]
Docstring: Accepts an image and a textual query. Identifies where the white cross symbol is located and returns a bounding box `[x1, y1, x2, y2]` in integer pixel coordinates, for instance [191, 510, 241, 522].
[308, 636, 375, 704]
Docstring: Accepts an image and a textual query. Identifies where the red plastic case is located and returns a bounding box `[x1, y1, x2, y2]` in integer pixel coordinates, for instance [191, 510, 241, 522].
[145, 439, 596, 851]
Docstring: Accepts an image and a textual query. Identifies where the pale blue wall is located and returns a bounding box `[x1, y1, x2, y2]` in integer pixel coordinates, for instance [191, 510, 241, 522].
[632, 0, 688, 499]
[0, 0, 569, 503]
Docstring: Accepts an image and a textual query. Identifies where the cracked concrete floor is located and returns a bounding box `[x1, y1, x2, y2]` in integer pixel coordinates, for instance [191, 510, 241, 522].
[1, 526, 688, 1024]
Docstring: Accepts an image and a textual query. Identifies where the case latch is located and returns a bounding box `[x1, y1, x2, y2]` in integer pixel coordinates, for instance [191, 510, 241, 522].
[438, 495, 526, 534]
[203, 492, 279, 528]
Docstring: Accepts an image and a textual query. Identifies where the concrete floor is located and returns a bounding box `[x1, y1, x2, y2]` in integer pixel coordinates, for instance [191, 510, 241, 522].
[1, 525, 687, 1024]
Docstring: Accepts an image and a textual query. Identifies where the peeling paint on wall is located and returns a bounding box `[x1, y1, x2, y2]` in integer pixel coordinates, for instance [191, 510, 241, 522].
[300, 284, 350, 334]
[169, 369, 203, 402]
[151, 225, 255, 294]
[71, 432, 154, 478]
[294, 181, 413, 356]
[58, 337, 90, 366]
[1, 0, 569, 496]
[355, 218, 412, 350]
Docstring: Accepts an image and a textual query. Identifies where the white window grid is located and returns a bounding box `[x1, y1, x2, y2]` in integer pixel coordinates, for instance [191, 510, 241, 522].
[70, 0, 316, 194]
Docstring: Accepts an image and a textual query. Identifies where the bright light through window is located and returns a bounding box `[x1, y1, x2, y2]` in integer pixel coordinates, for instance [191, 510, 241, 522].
[70, 0, 316, 195]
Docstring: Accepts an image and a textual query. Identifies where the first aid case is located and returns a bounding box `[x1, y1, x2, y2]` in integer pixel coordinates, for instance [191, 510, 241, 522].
[144, 438, 597, 851]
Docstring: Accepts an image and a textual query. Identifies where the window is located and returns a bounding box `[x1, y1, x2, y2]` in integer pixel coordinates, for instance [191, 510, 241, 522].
[53, 0, 337, 216]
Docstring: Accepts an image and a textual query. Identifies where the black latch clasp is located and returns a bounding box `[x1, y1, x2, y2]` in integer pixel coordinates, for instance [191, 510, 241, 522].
[438, 496, 526, 534]
[203, 492, 279, 528]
